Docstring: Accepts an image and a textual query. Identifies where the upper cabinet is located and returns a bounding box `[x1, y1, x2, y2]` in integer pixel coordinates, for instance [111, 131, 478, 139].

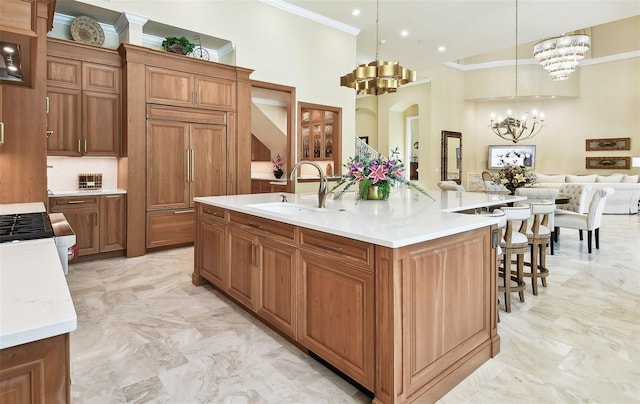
[298, 102, 341, 173]
[46, 39, 121, 157]
[146, 66, 236, 111]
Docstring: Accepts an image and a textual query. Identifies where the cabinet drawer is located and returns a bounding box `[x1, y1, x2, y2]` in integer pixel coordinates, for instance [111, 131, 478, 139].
[229, 212, 296, 244]
[300, 228, 373, 271]
[199, 204, 226, 223]
[146, 210, 195, 248]
[49, 196, 100, 209]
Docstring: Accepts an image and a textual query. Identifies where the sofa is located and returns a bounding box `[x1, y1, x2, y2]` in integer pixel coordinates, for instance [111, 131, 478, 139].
[532, 173, 640, 214]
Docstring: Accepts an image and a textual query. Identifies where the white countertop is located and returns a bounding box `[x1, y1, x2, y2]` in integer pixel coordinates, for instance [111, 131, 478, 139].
[0, 202, 46, 215]
[48, 188, 127, 197]
[195, 189, 525, 248]
[0, 238, 77, 349]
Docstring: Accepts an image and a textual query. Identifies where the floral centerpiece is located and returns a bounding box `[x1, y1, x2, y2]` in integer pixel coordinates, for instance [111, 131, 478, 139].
[330, 148, 434, 201]
[491, 163, 536, 194]
[272, 154, 284, 179]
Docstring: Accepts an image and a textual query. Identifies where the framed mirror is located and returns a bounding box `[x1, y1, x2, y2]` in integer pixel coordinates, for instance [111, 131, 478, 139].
[441, 130, 462, 184]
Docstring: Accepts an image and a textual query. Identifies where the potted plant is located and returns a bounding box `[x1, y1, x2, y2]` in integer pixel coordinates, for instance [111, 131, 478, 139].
[272, 154, 284, 179]
[161, 36, 195, 55]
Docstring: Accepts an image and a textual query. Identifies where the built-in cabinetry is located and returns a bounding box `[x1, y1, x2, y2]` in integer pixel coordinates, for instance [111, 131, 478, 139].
[46, 39, 121, 157]
[145, 105, 227, 249]
[298, 102, 341, 173]
[118, 43, 252, 257]
[194, 201, 498, 403]
[0, 334, 71, 403]
[49, 194, 126, 257]
[0, 0, 53, 204]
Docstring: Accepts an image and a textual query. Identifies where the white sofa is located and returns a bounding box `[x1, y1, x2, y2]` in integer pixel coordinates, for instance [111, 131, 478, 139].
[532, 173, 640, 214]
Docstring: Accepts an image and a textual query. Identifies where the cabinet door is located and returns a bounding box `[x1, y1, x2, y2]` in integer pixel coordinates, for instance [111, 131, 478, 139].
[100, 195, 126, 252]
[227, 227, 258, 311]
[195, 76, 235, 111]
[46, 87, 82, 156]
[257, 237, 297, 338]
[82, 63, 120, 93]
[298, 251, 375, 389]
[50, 204, 100, 256]
[190, 124, 226, 204]
[146, 120, 190, 210]
[83, 91, 120, 156]
[46, 56, 81, 89]
[197, 219, 226, 289]
[146, 66, 194, 107]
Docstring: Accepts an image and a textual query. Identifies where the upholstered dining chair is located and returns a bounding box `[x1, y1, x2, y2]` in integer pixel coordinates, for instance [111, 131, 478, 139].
[554, 188, 614, 253]
[555, 184, 591, 215]
[437, 181, 465, 192]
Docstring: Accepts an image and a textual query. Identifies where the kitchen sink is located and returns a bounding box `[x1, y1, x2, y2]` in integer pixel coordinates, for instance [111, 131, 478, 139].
[247, 202, 346, 215]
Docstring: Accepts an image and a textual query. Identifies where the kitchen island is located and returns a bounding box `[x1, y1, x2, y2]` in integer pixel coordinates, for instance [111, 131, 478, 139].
[0, 203, 77, 403]
[192, 190, 523, 403]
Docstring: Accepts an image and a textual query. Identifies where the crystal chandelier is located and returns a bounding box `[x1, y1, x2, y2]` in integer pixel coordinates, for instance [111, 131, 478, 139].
[340, 0, 416, 96]
[533, 34, 590, 81]
[488, 0, 545, 144]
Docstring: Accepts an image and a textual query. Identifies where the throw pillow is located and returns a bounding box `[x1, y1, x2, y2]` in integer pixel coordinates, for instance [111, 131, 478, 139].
[566, 174, 597, 183]
[535, 173, 565, 183]
[622, 174, 639, 183]
[596, 174, 624, 183]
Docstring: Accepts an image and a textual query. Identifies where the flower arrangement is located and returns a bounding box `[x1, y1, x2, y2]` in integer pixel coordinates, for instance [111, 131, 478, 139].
[272, 154, 284, 179]
[330, 148, 434, 201]
[491, 163, 536, 194]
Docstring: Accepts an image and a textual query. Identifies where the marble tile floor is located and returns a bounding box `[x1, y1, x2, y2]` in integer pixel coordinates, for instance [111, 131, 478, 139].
[66, 214, 640, 403]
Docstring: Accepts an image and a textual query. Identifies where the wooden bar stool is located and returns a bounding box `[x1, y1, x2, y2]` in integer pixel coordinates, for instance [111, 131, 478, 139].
[485, 209, 506, 321]
[522, 201, 555, 295]
[498, 206, 530, 312]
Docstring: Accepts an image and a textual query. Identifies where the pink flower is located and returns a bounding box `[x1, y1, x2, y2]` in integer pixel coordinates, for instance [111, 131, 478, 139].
[367, 164, 389, 184]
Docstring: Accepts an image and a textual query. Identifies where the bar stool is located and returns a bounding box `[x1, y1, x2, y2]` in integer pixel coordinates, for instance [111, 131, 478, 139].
[484, 209, 506, 320]
[522, 201, 555, 295]
[498, 206, 530, 312]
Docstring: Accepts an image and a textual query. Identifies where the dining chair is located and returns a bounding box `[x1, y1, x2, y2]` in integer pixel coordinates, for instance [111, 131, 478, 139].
[554, 188, 614, 253]
[555, 184, 591, 215]
[437, 181, 465, 192]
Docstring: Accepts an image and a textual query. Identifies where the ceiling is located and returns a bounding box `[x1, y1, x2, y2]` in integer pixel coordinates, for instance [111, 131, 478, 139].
[282, 0, 639, 77]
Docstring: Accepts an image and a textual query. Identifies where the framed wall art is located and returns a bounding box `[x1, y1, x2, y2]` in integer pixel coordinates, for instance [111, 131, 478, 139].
[585, 156, 630, 170]
[585, 137, 630, 151]
[488, 145, 536, 169]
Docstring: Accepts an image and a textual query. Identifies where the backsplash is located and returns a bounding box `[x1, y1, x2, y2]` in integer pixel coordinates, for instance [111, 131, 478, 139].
[47, 157, 118, 191]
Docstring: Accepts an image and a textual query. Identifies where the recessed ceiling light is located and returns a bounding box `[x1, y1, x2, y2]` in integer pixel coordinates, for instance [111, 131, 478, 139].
[438, 46, 446, 52]
[400, 30, 409, 37]
[379, 39, 386, 45]
[3, 46, 14, 53]
[352, 9, 360, 16]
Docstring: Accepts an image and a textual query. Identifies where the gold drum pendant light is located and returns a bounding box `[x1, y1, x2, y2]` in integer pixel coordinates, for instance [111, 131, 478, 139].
[340, 0, 416, 95]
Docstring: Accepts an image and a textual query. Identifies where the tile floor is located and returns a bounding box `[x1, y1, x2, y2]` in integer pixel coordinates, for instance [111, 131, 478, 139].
[66, 214, 640, 403]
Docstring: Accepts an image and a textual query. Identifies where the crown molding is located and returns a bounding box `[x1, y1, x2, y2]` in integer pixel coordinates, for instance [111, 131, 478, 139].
[258, 0, 360, 36]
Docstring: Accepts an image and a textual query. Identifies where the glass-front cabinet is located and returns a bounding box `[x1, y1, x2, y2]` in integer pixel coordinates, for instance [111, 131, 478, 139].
[298, 102, 341, 173]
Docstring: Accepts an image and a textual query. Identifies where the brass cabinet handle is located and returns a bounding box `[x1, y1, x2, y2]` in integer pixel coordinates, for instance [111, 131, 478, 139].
[186, 149, 190, 181]
[105, 195, 121, 199]
[46, 96, 50, 113]
[68, 200, 86, 204]
[204, 209, 221, 217]
[78, 139, 81, 153]
[190, 149, 195, 182]
[173, 210, 194, 214]
[0, 121, 4, 144]
[84, 139, 87, 153]
[247, 223, 263, 230]
[318, 243, 343, 253]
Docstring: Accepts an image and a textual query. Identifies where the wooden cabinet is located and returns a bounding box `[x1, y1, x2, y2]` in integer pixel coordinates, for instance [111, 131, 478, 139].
[0, 334, 70, 404]
[46, 41, 121, 156]
[49, 194, 126, 257]
[49, 196, 100, 256]
[298, 229, 374, 389]
[227, 226, 259, 310]
[146, 66, 236, 111]
[298, 103, 341, 174]
[100, 194, 126, 252]
[145, 105, 227, 249]
[195, 204, 226, 289]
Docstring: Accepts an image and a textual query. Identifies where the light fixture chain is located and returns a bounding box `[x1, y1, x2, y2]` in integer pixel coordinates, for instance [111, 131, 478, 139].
[375, 0, 380, 61]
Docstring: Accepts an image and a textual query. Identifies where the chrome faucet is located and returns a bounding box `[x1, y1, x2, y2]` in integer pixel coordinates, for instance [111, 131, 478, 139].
[289, 160, 329, 208]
